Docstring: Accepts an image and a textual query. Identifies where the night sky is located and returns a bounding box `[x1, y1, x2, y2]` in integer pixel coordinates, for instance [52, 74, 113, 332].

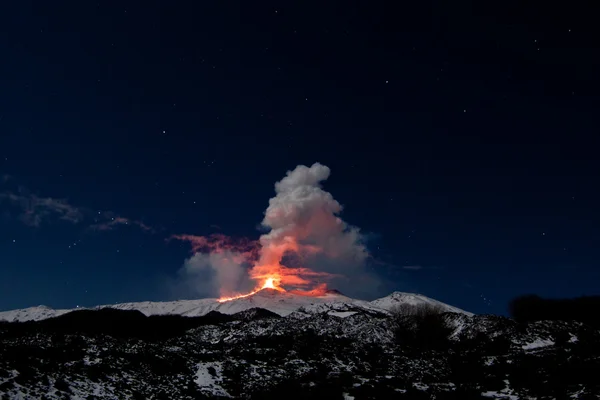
[1, 1, 599, 316]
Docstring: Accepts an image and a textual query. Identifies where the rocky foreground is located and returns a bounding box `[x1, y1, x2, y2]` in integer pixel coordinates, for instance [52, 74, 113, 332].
[0, 304, 599, 399]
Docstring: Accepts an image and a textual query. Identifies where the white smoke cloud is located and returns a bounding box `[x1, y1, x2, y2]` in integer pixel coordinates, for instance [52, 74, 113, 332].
[174, 162, 382, 299]
[174, 250, 253, 298]
[252, 162, 378, 296]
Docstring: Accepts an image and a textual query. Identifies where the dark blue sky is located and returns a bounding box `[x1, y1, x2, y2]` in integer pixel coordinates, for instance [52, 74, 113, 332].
[1, 1, 599, 315]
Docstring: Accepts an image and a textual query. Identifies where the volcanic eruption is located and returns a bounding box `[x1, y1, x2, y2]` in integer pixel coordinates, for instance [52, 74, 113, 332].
[173, 163, 371, 301]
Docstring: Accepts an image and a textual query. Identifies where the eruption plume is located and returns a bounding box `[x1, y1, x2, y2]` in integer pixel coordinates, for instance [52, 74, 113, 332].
[173, 163, 375, 300]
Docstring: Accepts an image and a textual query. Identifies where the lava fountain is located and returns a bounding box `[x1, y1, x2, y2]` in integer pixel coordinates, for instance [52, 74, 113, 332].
[217, 275, 286, 302]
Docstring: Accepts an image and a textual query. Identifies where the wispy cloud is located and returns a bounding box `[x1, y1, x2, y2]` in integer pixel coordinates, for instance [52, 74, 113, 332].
[0, 191, 84, 227]
[402, 265, 423, 271]
[170, 233, 259, 260]
[402, 265, 446, 271]
[0, 182, 153, 233]
[90, 215, 153, 233]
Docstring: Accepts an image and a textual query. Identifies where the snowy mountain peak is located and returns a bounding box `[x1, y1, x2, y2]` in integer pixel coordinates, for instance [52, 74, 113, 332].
[0, 305, 72, 322]
[369, 291, 472, 315]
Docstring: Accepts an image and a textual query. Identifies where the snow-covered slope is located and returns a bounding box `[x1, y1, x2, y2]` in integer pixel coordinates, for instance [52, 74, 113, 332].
[0, 305, 72, 322]
[0, 289, 471, 322]
[97, 289, 373, 318]
[369, 291, 473, 316]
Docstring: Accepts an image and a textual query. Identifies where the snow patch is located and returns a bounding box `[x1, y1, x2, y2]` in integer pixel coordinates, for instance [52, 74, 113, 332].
[569, 335, 578, 343]
[522, 338, 554, 350]
[195, 362, 231, 397]
[328, 311, 357, 318]
[484, 356, 496, 366]
[482, 391, 519, 400]
[482, 379, 518, 399]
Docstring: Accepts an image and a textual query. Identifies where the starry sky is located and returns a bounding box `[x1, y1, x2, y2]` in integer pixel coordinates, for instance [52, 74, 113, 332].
[1, 1, 599, 315]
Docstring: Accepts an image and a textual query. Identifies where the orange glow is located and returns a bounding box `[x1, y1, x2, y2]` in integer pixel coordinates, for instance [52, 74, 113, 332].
[217, 275, 286, 302]
[262, 277, 277, 289]
[289, 283, 329, 297]
[217, 289, 261, 303]
[216, 236, 338, 303]
[217, 274, 333, 302]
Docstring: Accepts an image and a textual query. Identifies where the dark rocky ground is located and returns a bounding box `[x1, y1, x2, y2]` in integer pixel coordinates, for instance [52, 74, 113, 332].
[0, 307, 599, 399]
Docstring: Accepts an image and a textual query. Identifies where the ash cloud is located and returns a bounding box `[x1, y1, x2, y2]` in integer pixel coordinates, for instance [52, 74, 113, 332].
[173, 163, 381, 299]
[176, 251, 254, 298]
[170, 234, 258, 298]
[254, 163, 375, 295]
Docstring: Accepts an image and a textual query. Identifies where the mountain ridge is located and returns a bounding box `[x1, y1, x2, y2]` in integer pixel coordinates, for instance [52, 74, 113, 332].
[0, 290, 472, 322]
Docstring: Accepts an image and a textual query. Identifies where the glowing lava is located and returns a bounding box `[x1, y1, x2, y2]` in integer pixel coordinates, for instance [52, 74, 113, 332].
[217, 276, 286, 303]
[262, 277, 278, 289]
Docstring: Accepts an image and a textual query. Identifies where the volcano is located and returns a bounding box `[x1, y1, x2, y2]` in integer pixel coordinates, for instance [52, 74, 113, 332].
[0, 289, 471, 322]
